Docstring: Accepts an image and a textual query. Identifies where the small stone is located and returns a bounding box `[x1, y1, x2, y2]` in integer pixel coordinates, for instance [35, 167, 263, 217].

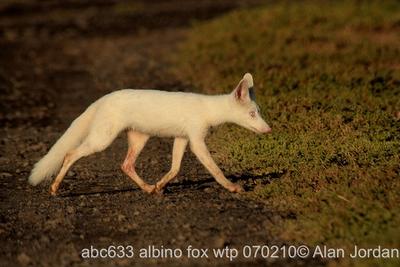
[116, 258, 130, 266]
[117, 214, 126, 222]
[29, 142, 46, 151]
[213, 236, 226, 248]
[0, 172, 12, 178]
[127, 223, 138, 230]
[40, 235, 50, 244]
[203, 187, 213, 193]
[66, 206, 75, 214]
[17, 252, 31, 266]
[118, 227, 128, 233]
[99, 236, 110, 242]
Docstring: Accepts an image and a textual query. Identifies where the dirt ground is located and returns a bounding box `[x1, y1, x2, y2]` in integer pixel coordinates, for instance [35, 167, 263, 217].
[0, 1, 325, 266]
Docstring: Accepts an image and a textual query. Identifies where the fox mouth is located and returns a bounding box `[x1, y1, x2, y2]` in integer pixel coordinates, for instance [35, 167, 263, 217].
[249, 126, 262, 134]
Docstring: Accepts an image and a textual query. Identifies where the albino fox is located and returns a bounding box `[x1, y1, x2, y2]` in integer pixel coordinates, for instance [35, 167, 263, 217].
[29, 73, 271, 195]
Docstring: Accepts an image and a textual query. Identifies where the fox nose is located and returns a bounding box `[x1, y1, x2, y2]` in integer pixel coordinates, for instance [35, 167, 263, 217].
[261, 126, 272, 134]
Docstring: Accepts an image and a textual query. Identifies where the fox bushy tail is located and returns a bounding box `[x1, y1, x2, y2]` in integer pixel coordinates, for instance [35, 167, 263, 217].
[28, 103, 97, 186]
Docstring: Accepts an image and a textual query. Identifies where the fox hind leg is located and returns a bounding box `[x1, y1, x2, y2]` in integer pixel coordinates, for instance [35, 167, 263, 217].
[121, 130, 154, 193]
[50, 143, 95, 195]
[50, 124, 119, 196]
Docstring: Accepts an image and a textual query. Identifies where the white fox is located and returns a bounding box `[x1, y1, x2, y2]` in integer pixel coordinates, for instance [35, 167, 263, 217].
[29, 73, 271, 195]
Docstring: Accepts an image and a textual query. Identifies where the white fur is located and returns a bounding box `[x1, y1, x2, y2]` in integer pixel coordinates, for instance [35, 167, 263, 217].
[29, 73, 271, 191]
[28, 104, 97, 185]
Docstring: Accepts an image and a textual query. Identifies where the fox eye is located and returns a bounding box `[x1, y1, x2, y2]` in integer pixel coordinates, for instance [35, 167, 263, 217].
[249, 111, 256, 118]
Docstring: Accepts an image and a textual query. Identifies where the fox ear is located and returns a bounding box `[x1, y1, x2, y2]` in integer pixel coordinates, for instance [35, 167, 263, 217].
[233, 73, 254, 103]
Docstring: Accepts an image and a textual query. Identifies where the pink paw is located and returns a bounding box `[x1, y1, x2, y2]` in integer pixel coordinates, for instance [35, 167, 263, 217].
[142, 184, 156, 194]
[227, 183, 244, 193]
[153, 183, 164, 195]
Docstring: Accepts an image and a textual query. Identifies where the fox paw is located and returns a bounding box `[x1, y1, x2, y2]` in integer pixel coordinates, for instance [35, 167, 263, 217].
[142, 184, 156, 194]
[153, 184, 164, 195]
[49, 185, 58, 196]
[227, 183, 244, 193]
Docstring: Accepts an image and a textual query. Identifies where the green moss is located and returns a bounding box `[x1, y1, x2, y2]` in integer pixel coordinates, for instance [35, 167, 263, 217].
[176, 1, 400, 266]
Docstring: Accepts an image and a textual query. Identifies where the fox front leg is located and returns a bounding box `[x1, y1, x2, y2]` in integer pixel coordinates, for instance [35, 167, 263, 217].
[189, 138, 243, 193]
[155, 137, 188, 194]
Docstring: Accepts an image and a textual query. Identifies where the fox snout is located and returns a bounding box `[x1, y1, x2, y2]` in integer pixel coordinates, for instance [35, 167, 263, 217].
[261, 126, 272, 134]
[256, 120, 272, 134]
[256, 125, 271, 134]
[250, 123, 272, 134]
[248, 120, 272, 134]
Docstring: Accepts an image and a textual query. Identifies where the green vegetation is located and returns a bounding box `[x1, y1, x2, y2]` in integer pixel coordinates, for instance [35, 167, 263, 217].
[177, 1, 400, 266]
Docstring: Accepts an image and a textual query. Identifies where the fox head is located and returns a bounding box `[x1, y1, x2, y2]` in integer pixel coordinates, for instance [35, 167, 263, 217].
[230, 73, 272, 134]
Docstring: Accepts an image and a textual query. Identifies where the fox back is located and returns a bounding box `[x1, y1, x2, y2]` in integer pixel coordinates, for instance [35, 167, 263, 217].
[93, 72, 271, 139]
[93, 89, 231, 138]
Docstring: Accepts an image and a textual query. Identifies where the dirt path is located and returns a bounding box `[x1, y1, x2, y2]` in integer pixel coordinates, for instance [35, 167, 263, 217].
[0, 1, 324, 266]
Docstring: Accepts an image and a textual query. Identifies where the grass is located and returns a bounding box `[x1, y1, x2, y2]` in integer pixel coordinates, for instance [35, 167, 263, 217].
[176, 1, 400, 266]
